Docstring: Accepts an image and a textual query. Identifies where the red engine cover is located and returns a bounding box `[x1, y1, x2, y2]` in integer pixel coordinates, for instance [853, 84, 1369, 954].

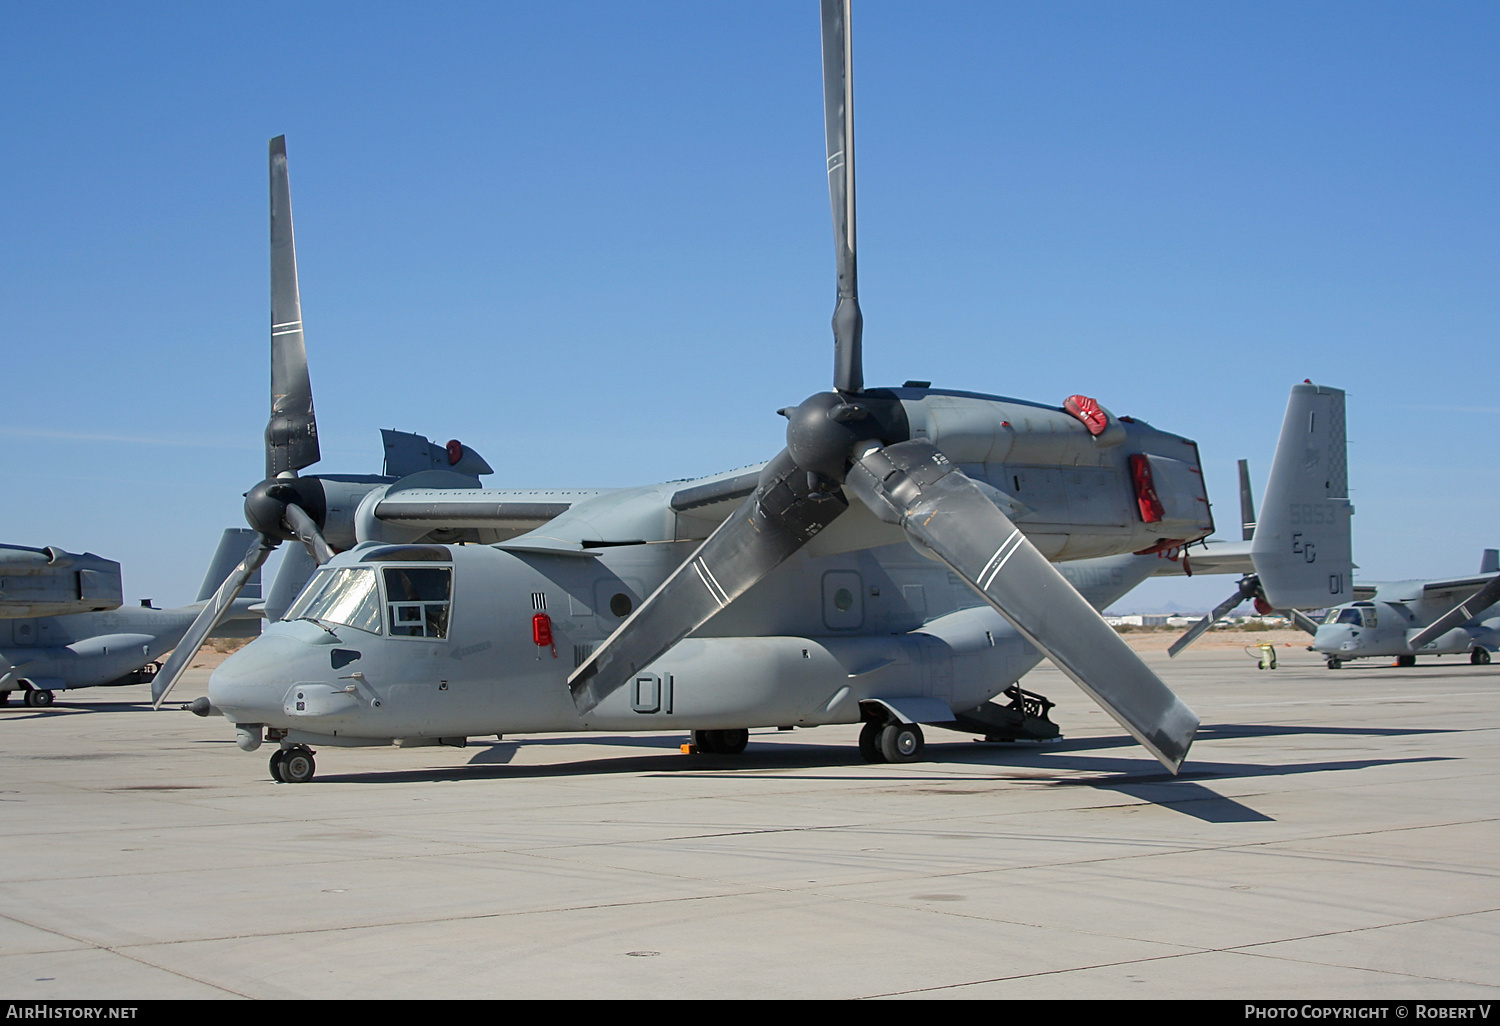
[532, 612, 553, 647]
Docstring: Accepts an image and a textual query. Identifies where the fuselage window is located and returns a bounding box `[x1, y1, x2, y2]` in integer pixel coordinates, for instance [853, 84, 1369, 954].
[383, 566, 452, 639]
[283, 567, 383, 635]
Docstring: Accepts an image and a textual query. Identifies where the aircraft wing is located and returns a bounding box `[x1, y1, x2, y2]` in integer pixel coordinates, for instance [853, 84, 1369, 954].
[1419, 574, 1500, 610]
[1148, 539, 1253, 577]
[372, 489, 594, 531]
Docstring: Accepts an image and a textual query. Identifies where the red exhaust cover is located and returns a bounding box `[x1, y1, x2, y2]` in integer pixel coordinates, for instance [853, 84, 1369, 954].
[1129, 454, 1166, 523]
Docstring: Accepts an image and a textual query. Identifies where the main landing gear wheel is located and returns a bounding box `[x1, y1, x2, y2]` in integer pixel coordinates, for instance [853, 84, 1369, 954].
[692, 729, 749, 755]
[1326, 658, 1342, 670]
[23, 689, 53, 708]
[1473, 649, 1492, 665]
[1396, 655, 1417, 668]
[274, 745, 316, 783]
[877, 722, 924, 764]
[858, 720, 885, 763]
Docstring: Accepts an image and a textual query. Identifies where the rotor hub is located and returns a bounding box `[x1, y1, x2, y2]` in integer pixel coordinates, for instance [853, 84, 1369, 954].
[244, 476, 326, 542]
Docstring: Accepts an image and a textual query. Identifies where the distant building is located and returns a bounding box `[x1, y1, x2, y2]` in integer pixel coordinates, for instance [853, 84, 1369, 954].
[1106, 614, 1170, 627]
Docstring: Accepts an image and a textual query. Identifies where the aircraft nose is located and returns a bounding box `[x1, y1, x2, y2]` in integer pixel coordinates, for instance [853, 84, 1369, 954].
[1313, 624, 1358, 652]
[208, 631, 315, 725]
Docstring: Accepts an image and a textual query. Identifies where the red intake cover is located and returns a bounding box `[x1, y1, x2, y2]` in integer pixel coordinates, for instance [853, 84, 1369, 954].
[1064, 394, 1109, 436]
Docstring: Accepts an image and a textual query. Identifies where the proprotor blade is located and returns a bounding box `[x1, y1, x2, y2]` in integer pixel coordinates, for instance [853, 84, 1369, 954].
[283, 502, 334, 565]
[1410, 576, 1500, 650]
[1168, 575, 1261, 658]
[1238, 459, 1256, 541]
[821, 0, 862, 394]
[152, 534, 277, 709]
[568, 450, 848, 714]
[267, 136, 320, 478]
[846, 440, 1199, 772]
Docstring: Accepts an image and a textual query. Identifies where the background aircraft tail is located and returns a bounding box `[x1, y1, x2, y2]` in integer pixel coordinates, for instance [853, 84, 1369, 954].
[195, 529, 264, 603]
[1250, 383, 1354, 609]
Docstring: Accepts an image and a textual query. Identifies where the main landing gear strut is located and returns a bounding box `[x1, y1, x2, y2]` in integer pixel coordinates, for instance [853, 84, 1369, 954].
[858, 718, 925, 764]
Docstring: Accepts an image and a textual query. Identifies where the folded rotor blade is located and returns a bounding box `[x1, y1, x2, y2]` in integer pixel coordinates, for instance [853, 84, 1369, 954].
[1238, 459, 1256, 541]
[283, 501, 334, 565]
[568, 449, 848, 714]
[821, 0, 862, 395]
[152, 534, 277, 709]
[266, 136, 320, 478]
[1168, 575, 1261, 659]
[1410, 576, 1500, 650]
[1290, 608, 1320, 636]
[845, 439, 1199, 772]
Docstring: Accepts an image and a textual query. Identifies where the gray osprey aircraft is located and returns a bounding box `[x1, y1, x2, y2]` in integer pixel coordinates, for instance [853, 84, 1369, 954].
[1312, 551, 1500, 669]
[0, 544, 122, 618]
[156, 1, 1316, 783]
[1163, 383, 1354, 656]
[1, 530, 262, 707]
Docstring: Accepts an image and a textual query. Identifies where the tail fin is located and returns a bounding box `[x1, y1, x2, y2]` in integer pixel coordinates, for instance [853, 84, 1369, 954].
[195, 529, 263, 602]
[1250, 383, 1354, 609]
[1482, 549, 1498, 575]
[263, 542, 317, 623]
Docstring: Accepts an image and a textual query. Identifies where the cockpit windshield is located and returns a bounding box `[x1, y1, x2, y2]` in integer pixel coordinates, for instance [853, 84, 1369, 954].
[1324, 607, 1374, 628]
[283, 567, 383, 634]
[281, 563, 453, 638]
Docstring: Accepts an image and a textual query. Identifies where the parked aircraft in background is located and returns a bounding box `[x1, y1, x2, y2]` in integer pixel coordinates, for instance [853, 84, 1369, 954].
[1313, 550, 1500, 669]
[1163, 383, 1354, 656]
[0, 544, 122, 618]
[0, 530, 263, 707]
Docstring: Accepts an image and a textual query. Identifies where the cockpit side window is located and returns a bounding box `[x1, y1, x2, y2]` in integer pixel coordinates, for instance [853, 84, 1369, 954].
[1333, 608, 1364, 626]
[383, 566, 452, 639]
[283, 567, 383, 635]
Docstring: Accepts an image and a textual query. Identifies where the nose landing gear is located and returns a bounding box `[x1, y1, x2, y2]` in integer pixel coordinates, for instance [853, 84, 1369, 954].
[270, 744, 317, 783]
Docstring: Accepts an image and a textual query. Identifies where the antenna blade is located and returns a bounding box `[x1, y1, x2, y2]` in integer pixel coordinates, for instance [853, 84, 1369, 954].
[267, 136, 320, 478]
[821, 0, 862, 394]
[846, 441, 1199, 772]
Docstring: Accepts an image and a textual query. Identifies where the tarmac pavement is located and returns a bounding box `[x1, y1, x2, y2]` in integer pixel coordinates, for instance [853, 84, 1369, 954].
[1, 644, 1497, 999]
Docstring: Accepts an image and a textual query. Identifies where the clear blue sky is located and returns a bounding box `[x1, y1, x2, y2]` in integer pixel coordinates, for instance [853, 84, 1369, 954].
[2, 2, 1496, 612]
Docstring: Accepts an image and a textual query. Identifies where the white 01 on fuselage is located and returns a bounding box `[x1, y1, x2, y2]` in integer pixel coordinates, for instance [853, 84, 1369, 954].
[209, 388, 1213, 750]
